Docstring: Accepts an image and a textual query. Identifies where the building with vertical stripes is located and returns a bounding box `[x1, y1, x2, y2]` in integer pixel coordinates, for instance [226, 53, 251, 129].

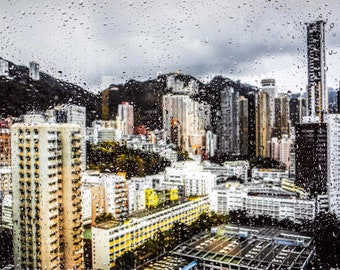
[11, 123, 84, 269]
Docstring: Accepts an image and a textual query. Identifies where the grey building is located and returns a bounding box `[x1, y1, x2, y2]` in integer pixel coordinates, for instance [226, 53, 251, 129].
[306, 20, 327, 120]
[217, 85, 240, 155]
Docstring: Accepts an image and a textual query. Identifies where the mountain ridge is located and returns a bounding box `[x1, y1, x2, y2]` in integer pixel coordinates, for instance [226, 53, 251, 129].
[0, 58, 101, 125]
[0, 58, 258, 129]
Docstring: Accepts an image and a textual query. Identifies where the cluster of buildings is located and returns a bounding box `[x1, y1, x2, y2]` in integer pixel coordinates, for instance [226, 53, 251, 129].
[0, 58, 40, 80]
[159, 20, 340, 218]
[0, 19, 338, 270]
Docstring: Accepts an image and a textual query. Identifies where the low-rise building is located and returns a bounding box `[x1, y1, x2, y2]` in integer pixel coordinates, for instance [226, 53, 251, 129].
[91, 196, 209, 269]
[210, 183, 315, 222]
[223, 160, 250, 183]
[171, 224, 314, 270]
[163, 161, 219, 197]
[82, 172, 128, 223]
[251, 168, 289, 183]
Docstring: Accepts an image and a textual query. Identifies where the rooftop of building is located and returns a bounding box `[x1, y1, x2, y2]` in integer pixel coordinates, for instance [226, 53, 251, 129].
[153, 185, 177, 192]
[170, 224, 314, 270]
[92, 196, 207, 230]
[93, 220, 121, 230]
[136, 254, 193, 270]
[214, 179, 310, 200]
[129, 198, 188, 219]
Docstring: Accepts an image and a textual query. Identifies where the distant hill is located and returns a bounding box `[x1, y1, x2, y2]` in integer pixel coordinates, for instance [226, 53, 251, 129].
[101, 73, 207, 129]
[102, 73, 257, 131]
[0, 58, 101, 125]
[0, 58, 257, 130]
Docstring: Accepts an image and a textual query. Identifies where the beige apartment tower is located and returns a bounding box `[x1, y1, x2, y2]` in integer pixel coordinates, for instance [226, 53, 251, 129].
[256, 91, 271, 157]
[11, 123, 84, 270]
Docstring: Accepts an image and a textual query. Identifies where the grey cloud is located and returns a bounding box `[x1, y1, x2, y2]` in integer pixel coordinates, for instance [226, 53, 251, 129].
[1, 0, 340, 92]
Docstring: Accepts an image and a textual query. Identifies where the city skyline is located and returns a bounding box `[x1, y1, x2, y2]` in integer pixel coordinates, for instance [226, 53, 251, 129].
[1, 0, 340, 93]
[2, 1, 340, 268]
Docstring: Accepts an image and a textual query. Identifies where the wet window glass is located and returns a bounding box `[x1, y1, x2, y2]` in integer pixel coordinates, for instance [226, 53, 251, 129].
[1, 0, 340, 269]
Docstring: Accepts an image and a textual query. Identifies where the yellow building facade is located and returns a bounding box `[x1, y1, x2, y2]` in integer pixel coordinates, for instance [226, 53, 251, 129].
[92, 196, 209, 269]
[145, 187, 179, 208]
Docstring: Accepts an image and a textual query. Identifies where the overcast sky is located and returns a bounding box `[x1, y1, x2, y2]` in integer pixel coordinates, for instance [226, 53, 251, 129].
[1, 0, 340, 93]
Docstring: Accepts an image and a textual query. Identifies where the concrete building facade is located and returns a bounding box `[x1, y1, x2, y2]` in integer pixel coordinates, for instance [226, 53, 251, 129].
[306, 20, 327, 119]
[92, 197, 209, 269]
[11, 123, 84, 269]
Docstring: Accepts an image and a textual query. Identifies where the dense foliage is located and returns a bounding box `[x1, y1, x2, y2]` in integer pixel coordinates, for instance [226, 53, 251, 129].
[94, 212, 115, 224]
[250, 156, 286, 169]
[87, 141, 171, 178]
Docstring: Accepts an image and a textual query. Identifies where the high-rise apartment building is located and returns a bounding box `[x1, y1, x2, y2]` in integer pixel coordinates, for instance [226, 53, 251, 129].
[261, 79, 278, 128]
[289, 94, 307, 127]
[162, 94, 209, 154]
[0, 58, 9, 77]
[325, 114, 340, 217]
[256, 91, 271, 157]
[306, 20, 327, 120]
[29, 61, 40, 81]
[166, 74, 199, 95]
[217, 85, 240, 155]
[261, 79, 278, 99]
[47, 104, 87, 171]
[273, 93, 290, 138]
[267, 135, 293, 168]
[295, 121, 327, 195]
[239, 96, 249, 156]
[242, 91, 257, 159]
[118, 102, 134, 135]
[11, 123, 84, 269]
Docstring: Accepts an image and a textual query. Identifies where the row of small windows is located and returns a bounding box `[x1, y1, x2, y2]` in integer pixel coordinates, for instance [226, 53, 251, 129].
[18, 129, 39, 135]
[18, 146, 40, 152]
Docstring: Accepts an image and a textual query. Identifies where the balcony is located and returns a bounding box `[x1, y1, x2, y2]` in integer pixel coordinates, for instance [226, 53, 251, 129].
[74, 158, 81, 164]
[72, 212, 82, 220]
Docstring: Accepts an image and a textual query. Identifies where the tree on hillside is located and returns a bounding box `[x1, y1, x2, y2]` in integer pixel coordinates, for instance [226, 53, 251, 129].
[87, 141, 171, 178]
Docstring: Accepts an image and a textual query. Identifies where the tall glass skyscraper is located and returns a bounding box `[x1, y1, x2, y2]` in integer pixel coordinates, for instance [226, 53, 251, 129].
[306, 20, 327, 120]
